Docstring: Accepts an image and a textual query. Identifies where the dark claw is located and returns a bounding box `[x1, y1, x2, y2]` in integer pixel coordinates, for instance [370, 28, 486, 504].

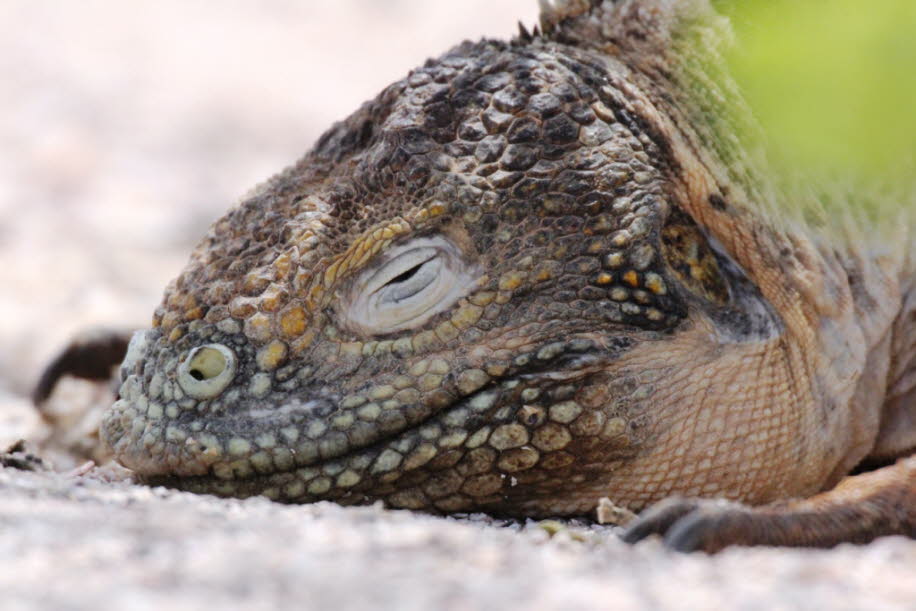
[661, 506, 749, 553]
[621, 497, 749, 553]
[32, 328, 132, 408]
[619, 496, 700, 544]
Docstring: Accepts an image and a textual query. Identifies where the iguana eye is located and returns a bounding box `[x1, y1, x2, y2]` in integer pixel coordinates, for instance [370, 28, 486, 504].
[339, 236, 478, 335]
[374, 247, 441, 304]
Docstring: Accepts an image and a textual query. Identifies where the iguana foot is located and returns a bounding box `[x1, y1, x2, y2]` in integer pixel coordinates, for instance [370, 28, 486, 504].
[621, 456, 916, 553]
[32, 328, 131, 409]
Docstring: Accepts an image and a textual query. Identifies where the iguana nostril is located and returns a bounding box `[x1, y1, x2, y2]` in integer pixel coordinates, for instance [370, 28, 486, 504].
[177, 344, 236, 399]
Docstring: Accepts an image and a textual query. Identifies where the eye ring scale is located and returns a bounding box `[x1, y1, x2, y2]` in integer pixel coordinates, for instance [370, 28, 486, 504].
[177, 343, 237, 399]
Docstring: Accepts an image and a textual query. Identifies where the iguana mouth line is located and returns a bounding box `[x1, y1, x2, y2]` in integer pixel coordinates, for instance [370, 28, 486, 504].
[142, 354, 612, 490]
[140, 382, 499, 489]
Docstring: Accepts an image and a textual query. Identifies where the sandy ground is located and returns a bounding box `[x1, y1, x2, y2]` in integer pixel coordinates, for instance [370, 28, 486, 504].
[1, 2, 914, 610]
[3, 465, 915, 611]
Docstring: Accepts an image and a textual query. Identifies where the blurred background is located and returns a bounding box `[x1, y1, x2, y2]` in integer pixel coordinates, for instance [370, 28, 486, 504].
[1, 0, 913, 444]
[714, 0, 916, 176]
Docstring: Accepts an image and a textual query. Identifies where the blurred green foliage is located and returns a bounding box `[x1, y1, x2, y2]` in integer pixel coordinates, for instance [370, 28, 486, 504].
[712, 0, 916, 179]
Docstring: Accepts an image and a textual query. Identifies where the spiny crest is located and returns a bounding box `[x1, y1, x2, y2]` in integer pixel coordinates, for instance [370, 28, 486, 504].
[538, 1, 773, 219]
[537, 0, 598, 34]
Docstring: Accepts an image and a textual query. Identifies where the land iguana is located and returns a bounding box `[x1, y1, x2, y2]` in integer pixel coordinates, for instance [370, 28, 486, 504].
[32, 0, 916, 552]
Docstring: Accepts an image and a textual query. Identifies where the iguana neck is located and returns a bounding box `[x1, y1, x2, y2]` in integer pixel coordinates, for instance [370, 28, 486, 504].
[554, 1, 916, 474]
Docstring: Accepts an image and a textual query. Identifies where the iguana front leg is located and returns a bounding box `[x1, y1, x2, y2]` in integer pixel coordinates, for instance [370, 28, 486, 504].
[31, 328, 131, 408]
[623, 456, 916, 552]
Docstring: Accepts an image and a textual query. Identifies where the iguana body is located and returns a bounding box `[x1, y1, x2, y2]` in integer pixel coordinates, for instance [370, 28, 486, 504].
[86, 0, 915, 551]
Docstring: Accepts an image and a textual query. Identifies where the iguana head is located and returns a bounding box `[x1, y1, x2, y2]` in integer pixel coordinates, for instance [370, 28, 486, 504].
[103, 1, 806, 515]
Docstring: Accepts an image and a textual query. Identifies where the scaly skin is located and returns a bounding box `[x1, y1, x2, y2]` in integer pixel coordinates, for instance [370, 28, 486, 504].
[94, 0, 915, 550]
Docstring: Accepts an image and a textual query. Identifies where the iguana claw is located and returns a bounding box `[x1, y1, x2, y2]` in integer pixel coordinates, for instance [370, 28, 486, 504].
[623, 457, 916, 553]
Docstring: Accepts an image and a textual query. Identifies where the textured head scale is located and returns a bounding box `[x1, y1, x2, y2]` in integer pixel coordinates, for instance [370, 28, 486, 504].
[102, 1, 812, 515]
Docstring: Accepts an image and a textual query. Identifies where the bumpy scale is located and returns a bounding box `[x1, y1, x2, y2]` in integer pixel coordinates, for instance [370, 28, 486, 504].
[94, 0, 915, 551]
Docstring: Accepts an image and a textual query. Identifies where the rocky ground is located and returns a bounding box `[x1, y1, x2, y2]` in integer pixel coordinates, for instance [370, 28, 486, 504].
[3, 461, 915, 611]
[1, 2, 914, 610]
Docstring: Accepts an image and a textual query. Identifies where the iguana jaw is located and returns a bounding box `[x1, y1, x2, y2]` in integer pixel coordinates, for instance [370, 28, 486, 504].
[106, 307, 857, 518]
[104, 324, 647, 513]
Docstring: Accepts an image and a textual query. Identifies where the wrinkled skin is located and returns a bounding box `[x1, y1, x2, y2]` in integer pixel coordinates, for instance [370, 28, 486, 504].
[98, 1, 916, 549]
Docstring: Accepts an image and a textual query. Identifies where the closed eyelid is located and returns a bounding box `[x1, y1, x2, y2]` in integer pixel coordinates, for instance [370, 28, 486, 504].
[336, 236, 481, 336]
[376, 258, 442, 304]
[368, 248, 439, 296]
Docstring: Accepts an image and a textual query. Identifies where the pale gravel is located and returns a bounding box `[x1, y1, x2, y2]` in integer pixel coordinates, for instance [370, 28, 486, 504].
[2, 464, 915, 611]
[1, 2, 914, 610]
